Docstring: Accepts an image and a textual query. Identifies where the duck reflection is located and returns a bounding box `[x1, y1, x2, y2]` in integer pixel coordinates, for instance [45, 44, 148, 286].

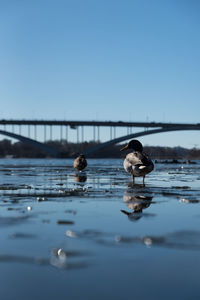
[121, 188, 154, 221]
[74, 173, 87, 183]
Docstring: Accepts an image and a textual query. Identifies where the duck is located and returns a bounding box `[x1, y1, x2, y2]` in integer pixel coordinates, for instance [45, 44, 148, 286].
[120, 139, 154, 184]
[73, 154, 87, 171]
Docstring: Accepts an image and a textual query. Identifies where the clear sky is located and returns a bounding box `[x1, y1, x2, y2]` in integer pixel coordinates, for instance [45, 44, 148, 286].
[0, 0, 200, 148]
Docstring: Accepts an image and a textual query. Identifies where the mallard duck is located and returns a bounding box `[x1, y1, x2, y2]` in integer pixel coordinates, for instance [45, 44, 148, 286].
[120, 139, 154, 184]
[73, 154, 87, 171]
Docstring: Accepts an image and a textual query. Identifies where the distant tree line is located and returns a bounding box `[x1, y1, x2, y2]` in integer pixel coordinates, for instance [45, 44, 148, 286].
[0, 139, 200, 159]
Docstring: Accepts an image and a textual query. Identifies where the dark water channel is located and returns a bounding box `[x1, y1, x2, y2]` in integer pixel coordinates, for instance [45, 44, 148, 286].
[1, 158, 200, 300]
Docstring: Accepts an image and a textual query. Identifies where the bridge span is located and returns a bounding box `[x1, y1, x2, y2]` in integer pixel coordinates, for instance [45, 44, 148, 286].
[83, 125, 200, 156]
[0, 119, 200, 157]
[1, 119, 200, 128]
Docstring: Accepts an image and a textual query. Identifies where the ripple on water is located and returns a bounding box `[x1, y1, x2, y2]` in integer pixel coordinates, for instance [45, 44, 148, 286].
[0, 215, 31, 227]
[0, 251, 89, 270]
[115, 230, 200, 251]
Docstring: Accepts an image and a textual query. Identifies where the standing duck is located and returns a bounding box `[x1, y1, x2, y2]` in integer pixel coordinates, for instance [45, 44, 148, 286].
[73, 154, 87, 171]
[120, 139, 154, 184]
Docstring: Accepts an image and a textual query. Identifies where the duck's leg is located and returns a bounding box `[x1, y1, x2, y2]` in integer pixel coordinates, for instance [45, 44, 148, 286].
[143, 175, 145, 185]
[132, 175, 135, 184]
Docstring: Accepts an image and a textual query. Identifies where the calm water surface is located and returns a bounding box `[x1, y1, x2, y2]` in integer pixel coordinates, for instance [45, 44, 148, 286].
[1, 158, 200, 300]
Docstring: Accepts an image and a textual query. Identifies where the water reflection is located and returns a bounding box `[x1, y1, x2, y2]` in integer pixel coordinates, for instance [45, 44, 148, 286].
[121, 187, 154, 221]
[74, 173, 87, 183]
[50, 248, 89, 270]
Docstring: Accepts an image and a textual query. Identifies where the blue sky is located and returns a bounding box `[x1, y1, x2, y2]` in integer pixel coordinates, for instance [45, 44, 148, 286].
[0, 0, 200, 147]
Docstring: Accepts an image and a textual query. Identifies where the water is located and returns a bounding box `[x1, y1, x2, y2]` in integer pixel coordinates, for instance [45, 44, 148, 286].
[1, 158, 200, 300]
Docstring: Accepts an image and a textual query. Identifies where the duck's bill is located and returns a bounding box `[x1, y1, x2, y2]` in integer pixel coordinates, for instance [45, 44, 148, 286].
[120, 144, 128, 151]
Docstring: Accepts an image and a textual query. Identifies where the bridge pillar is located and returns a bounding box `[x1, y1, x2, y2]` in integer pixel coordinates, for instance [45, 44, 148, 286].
[109, 126, 116, 139]
[44, 125, 46, 142]
[93, 126, 96, 141]
[60, 125, 63, 141]
[65, 126, 68, 141]
[77, 127, 79, 143]
[34, 125, 37, 140]
[28, 125, 30, 138]
[97, 126, 100, 141]
[81, 126, 84, 143]
[50, 125, 52, 140]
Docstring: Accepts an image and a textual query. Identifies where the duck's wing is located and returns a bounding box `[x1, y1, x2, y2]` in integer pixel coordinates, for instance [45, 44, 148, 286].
[140, 152, 152, 166]
[126, 152, 153, 168]
[81, 157, 87, 168]
[142, 152, 154, 167]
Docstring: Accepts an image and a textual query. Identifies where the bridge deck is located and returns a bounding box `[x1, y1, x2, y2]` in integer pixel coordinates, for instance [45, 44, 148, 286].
[0, 119, 199, 128]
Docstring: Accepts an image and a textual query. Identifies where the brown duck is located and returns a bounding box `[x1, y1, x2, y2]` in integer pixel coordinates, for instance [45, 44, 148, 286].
[73, 154, 87, 171]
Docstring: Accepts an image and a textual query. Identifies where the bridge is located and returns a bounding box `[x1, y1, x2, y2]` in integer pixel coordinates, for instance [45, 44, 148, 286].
[0, 119, 200, 157]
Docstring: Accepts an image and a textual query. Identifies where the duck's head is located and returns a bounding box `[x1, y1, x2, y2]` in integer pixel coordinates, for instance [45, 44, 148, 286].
[120, 139, 143, 152]
[74, 153, 85, 159]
